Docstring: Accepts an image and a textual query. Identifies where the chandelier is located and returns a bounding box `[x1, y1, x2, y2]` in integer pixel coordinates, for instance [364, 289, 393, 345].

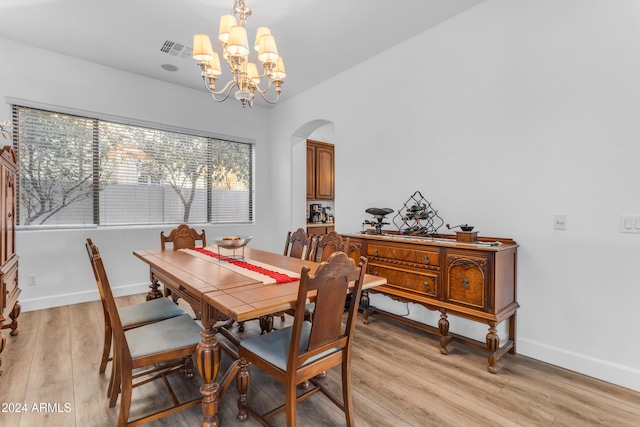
[192, 0, 286, 108]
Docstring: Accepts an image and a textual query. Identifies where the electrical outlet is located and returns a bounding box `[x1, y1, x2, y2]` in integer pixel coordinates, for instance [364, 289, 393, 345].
[28, 275, 37, 286]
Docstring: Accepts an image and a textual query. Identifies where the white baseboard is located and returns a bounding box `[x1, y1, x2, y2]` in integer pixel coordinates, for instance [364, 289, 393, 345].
[518, 337, 640, 392]
[19, 283, 152, 312]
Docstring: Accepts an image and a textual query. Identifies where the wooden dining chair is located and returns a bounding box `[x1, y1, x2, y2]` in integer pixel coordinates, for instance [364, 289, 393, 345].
[86, 239, 203, 427]
[237, 252, 368, 427]
[85, 239, 187, 398]
[159, 223, 207, 304]
[160, 223, 206, 250]
[241, 228, 313, 332]
[283, 228, 311, 259]
[308, 230, 350, 263]
[279, 228, 313, 323]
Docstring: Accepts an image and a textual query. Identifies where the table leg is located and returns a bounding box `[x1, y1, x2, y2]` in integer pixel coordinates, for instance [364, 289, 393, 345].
[146, 272, 163, 300]
[259, 315, 274, 334]
[197, 327, 221, 427]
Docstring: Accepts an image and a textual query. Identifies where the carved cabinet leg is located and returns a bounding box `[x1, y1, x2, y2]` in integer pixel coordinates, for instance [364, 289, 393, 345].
[438, 310, 453, 355]
[197, 328, 221, 427]
[8, 302, 20, 336]
[486, 321, 499, 373]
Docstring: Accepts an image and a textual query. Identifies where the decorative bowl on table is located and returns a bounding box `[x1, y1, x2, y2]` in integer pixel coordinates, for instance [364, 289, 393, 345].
[213, 235, 253, 249]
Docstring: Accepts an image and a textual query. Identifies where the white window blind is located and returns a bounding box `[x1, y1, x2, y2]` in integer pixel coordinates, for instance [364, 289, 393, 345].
[13, 105, 254, 226]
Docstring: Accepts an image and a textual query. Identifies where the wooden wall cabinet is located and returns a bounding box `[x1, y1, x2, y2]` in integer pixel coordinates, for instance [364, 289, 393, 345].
[0, 146, 19, 375]
[345, 233, 518, 373]
[307, 224, 335, 236]
[306, 140, 334, 200]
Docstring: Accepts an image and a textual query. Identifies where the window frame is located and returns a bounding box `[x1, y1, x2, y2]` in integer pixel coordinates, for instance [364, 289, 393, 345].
[10, 99, 255, 229]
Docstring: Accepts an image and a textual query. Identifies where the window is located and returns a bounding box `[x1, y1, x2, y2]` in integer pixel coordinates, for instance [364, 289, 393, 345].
[12, 105, 254, 227]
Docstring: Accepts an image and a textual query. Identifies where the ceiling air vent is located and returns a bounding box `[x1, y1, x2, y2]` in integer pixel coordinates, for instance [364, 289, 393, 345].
[160, 40, 192, 59]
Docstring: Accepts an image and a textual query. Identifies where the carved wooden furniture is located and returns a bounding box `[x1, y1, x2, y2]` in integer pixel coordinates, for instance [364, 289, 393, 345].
[307, 223, 335, 236]
[149, 223, 207, 300]
[309, 230, 349, 263]
[278, 228, 313, 324]
[283, 228, 311, 260]
[0, 146, 18, 376]
[345, 233, 518, 373]
[237, 252, 368, 426]
[85, 238, 187, 397]
[87, 239, 202, 427]
[306, 139, 334, 200]
[160, 223, 206, 250]
[238, 227, 313, 332]
[133, 246, 385, 426]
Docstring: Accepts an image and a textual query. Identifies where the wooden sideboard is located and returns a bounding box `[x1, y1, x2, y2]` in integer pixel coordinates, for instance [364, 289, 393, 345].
[0, 146, 19, 376]
[344, 232, 518, 373]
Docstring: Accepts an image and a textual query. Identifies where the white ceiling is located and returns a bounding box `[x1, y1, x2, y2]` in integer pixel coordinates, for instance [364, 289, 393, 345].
[0, 0, 484, 106]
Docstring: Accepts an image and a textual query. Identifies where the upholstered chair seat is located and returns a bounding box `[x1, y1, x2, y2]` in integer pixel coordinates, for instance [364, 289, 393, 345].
[125, 313, 202, 358]
[239, 321, 338, 371]
[118, 298, 186, 329]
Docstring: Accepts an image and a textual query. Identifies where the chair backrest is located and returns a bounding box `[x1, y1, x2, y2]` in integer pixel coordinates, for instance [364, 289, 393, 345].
[288, 252, 367, 369]
[85, 239, 130, 360]
[310, 230, 349, 263]
[161, 224, 206, 250]
[86, 238, 112, 332]
[283, 228, 310, 259]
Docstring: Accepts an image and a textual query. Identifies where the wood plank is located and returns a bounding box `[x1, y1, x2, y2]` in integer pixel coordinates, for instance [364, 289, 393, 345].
[2, 294, 639, 426]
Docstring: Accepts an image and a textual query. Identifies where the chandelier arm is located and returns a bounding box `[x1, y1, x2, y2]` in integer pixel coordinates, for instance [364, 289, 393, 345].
[210, 80, 238, 102]
[256, 89, 281, 104]
[253, 78, 273, 95]
[211, 79, 237, 96]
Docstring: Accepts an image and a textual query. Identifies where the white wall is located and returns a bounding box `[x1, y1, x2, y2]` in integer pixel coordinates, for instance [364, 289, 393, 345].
[3, 0, 639, 393]
[268, 0, 640, 391]
[0, 37, 274, 310]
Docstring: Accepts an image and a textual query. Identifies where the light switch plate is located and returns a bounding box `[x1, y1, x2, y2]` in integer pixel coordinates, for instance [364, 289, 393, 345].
[620, 215, 640, 233]
[554, 215, 567, 230]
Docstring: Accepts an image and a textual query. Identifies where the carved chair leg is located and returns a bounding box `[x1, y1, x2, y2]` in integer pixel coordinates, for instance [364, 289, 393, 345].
[100, 320, 112, 374]
[236, 358, 250, 421]
[182, 356, 194, 378]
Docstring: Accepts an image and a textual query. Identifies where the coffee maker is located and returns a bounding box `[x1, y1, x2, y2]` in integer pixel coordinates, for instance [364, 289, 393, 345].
[309, 203, 323, 223]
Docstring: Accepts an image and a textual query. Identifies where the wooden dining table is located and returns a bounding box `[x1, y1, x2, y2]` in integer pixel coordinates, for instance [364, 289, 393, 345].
[133, 245, 386, 427]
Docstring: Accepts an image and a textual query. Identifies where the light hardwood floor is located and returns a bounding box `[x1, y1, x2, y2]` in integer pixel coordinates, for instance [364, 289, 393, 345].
[1, 294, 639, 427]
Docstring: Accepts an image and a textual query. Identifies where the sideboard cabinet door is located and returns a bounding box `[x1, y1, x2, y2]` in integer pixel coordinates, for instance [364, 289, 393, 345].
[445, 251, 490, 311]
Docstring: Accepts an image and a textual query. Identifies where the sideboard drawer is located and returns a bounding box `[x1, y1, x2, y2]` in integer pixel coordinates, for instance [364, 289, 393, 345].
[367, 243, 440, 267]
[369, 263, 438, 297]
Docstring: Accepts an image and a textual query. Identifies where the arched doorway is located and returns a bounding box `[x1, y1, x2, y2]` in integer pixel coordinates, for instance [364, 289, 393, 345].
[290, 120, 335, 230]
